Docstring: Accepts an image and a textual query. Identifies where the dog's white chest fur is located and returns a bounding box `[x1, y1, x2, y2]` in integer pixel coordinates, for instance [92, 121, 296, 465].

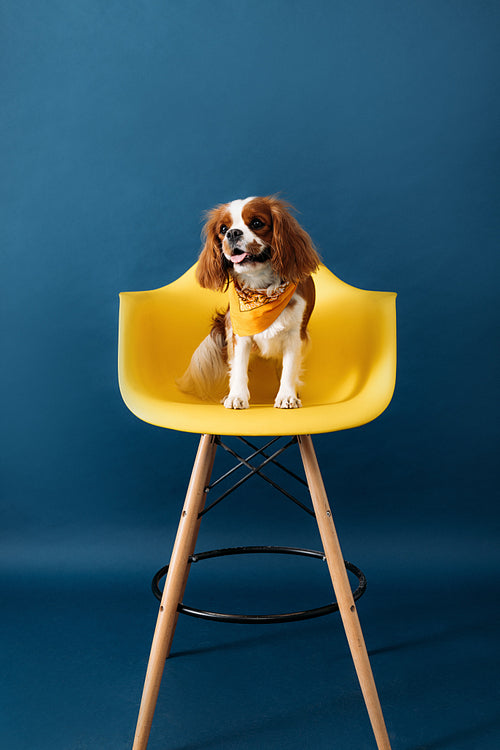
[251, 293, 306, 359]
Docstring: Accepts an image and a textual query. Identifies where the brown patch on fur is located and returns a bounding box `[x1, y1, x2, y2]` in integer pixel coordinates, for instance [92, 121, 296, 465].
[243, 196, 320, 283]
[296, 276, 316, 339]
[246, 240, 264, 254]
[210, 308, 229, 362]
[196, 205, 232, 291]
[242, 199, 274, 245]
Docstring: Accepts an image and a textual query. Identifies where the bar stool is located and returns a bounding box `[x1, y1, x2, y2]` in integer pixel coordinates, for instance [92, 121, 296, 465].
[118, 263, 397, 749]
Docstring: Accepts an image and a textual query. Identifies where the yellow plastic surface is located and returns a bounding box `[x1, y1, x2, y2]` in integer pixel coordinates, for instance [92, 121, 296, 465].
[118, 264, 397, 436]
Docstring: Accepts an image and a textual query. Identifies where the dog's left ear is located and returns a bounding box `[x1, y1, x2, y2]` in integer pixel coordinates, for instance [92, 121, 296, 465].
[196, 208, 230, 291]
[269, 198, 320, 282]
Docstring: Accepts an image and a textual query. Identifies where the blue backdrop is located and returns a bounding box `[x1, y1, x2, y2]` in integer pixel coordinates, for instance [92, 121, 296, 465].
[2, 2, 499, 749]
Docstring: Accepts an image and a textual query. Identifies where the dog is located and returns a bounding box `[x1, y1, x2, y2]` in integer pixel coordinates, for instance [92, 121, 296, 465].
[177, 196, 320, 409]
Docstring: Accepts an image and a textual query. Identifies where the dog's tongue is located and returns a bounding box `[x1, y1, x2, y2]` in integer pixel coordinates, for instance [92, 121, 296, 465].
[230, 252, 249, 264]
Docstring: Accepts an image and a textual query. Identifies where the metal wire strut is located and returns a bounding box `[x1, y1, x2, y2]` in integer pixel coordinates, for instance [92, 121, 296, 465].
[200, 436, 316, 518]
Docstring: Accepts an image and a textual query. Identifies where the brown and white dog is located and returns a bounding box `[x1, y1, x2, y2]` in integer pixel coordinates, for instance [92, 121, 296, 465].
[178, 196, 320, 409]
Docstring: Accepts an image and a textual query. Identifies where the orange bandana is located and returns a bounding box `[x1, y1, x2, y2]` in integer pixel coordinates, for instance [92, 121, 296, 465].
[228, 279, 298, 336]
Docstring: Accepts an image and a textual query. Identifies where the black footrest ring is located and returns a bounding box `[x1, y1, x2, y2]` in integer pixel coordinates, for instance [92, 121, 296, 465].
[151, 545, 367, 624]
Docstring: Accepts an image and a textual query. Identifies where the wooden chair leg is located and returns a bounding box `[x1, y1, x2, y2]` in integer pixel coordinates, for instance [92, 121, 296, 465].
[297, 435, 392, 750]
[132, 434, 217, 750]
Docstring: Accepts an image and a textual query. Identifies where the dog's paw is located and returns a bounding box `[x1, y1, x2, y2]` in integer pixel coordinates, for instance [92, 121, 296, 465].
[223, 393, 250, 410]
[274, 393, 302, 409]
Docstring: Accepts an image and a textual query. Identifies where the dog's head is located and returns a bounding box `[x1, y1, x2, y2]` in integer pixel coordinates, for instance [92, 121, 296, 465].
[196, 196, 320, 290]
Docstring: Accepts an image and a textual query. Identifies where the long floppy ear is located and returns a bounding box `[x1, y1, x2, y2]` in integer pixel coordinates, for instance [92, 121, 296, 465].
[196, 208, 230, 291]
[269, 198, 320, 282]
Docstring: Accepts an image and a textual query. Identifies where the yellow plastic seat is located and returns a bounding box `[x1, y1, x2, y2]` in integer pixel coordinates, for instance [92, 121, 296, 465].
[118, 263, 397, 750]
[118, 263, 396, 436]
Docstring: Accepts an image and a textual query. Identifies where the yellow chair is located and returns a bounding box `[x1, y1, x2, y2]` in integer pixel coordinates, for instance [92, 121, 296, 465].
[118, 263, 397, 750]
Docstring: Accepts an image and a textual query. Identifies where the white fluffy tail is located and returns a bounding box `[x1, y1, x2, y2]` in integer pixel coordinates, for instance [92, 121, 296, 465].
[176, 329, 228, 401]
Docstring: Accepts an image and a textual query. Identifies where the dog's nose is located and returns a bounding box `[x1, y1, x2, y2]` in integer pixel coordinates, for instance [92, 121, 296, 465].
[226, 228, 243, 242]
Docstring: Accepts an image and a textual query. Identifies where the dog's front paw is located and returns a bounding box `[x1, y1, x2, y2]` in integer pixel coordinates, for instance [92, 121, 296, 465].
[274, 393, 302, 409]
[223, 393, 250, 410]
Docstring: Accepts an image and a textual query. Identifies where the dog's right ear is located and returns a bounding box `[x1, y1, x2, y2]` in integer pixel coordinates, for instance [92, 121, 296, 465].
[196, 207, 230, 291]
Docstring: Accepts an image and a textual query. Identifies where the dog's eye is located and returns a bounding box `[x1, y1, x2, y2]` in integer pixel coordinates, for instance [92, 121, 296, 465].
[250, 218, 264, 230]
[220, 225, 228, 235]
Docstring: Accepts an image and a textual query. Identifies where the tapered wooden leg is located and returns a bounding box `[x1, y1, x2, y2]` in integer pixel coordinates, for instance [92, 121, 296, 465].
[132, 434, 217, 750]
[298, 435, 392, 750]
